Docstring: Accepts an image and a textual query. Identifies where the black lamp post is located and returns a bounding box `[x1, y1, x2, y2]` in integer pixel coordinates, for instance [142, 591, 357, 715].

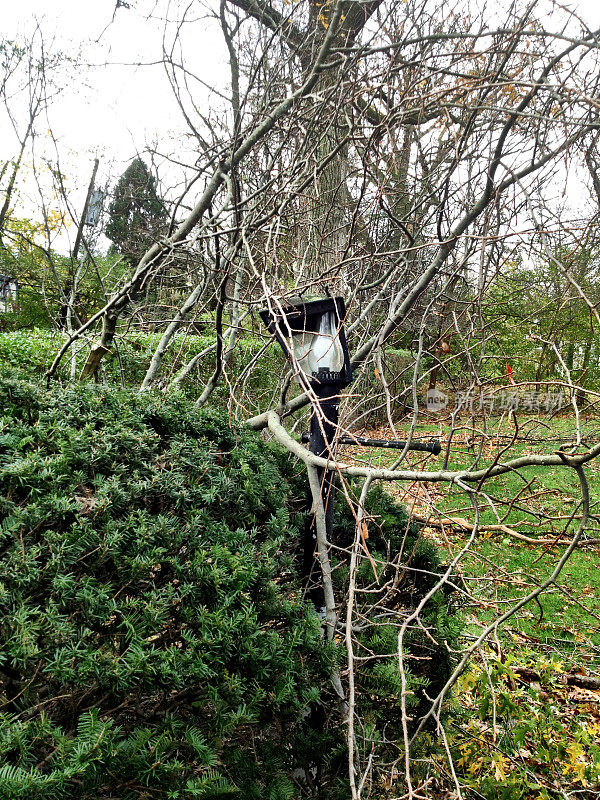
[260, 296, 351, 612]
[260, 296, 441, 611]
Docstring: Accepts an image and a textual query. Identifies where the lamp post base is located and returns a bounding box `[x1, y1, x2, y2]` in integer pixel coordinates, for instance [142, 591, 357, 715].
[303, 384, 340, 611]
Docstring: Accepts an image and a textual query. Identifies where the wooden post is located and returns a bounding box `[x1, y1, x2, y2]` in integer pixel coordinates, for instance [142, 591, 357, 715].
[72, 158, 99, 263]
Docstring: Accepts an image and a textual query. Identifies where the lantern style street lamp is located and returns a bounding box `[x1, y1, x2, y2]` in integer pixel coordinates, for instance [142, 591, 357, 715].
[260, 295, 441, 612]
[260, 296, 352, 388]
[260, 296, 351, 611]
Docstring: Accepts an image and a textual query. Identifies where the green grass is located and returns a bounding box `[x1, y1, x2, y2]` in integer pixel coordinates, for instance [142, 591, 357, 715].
[345, 414, 600, 653]
[345, 412, 600, 796]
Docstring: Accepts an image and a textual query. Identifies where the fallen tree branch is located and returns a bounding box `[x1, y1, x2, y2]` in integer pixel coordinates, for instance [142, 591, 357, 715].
[408, 511, 600, 547]
[47, 1, 347, 382]
[514, 667, 600, 691]
[265, 409, 600, 484]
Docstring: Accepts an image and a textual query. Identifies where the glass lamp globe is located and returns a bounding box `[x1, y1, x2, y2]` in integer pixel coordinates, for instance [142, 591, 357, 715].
[291, 311, 344, 381]
[260, 296, 352, 388]
[309, 311, 344, 376]
[291, 330, 315, 378]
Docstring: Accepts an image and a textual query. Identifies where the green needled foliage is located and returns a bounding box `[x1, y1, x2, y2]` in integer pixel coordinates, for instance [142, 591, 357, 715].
[0, 380, 458, 798]
[332, 484, 461, 739]
[105, 158, 167, 267]
[0, 380, 332, 799]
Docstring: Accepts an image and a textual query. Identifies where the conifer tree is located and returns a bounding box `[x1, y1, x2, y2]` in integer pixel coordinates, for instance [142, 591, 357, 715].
[105, 157, 167, 266]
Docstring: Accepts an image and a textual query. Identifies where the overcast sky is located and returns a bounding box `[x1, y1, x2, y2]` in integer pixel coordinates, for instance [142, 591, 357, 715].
[2, 0, 600, 252]
[2, 0, 228, 243]
[2, 0, 226, 154]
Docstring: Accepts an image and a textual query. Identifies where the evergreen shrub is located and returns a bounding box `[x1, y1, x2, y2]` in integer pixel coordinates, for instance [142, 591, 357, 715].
[332, 483, 460, 729]
[0, 380, 330, 799]
[0, 379, 458, 798]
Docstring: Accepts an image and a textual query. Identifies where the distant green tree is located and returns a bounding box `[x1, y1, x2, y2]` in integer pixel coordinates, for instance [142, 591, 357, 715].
[0, 212, 109, 331]
[479, 246, 600, 391]
[105, 158, 167, 267]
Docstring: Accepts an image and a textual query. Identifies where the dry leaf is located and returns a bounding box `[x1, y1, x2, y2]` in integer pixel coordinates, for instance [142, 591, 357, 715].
[75, 493, 97, 516]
